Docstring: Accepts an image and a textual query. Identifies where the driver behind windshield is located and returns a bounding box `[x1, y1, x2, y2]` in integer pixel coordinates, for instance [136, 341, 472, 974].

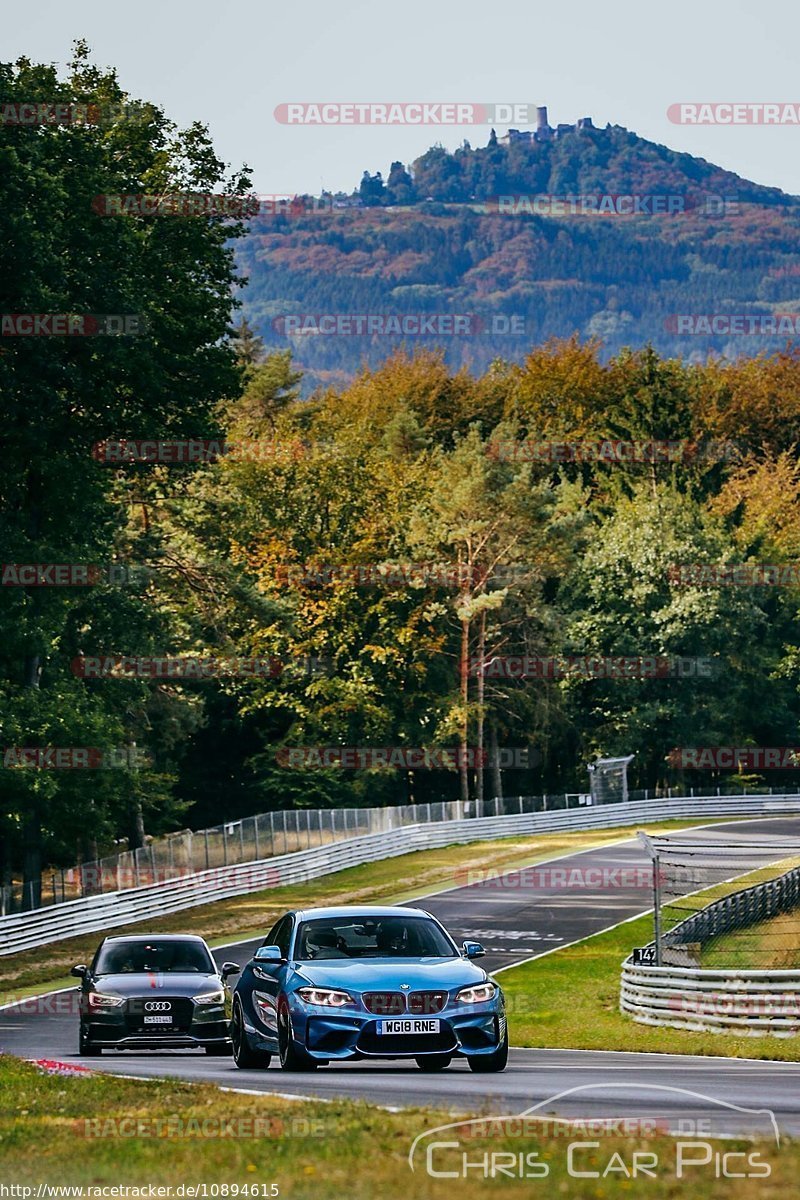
[295, 916, 452, 959]
[96, 940, 213, 974]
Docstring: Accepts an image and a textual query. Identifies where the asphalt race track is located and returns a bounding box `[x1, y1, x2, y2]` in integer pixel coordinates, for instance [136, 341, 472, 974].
[3, 815, 800, 1136]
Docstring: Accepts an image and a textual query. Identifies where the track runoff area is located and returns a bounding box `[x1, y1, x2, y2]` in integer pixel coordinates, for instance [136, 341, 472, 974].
[2, 815, 800, 1136]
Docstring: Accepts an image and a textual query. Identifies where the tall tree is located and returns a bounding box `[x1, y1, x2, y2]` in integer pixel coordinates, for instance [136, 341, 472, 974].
[0, 44, 251, 904]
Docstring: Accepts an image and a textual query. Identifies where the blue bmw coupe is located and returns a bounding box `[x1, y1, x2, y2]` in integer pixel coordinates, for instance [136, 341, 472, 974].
[230, 905, 508, 1072]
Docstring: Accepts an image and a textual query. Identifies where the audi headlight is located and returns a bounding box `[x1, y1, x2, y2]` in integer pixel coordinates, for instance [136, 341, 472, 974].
[88, 991, 125, 1009]
[296, 987, 353, 1008]
[194, 989, 225, 1004]
[456, 982, 497, 1004]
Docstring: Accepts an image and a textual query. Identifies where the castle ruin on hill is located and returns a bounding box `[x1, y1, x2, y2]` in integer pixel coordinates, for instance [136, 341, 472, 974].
[499, 106, 594, 146]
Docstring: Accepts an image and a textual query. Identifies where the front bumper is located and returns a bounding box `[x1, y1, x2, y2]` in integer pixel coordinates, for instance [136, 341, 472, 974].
[86, 1031, 230, 1050]
[84, 997, 229, 1050]
[286, 1000, 506, 1061]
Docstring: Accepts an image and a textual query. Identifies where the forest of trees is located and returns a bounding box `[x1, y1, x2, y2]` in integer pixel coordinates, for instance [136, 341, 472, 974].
[239, 133, 800, 390]
[355, 124, 794, 210]
[4, 51, 800, 905]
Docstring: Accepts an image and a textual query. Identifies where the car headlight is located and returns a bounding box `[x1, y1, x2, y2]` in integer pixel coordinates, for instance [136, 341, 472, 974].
[88, 991, 125, 1009]
[296, 986, 353, 1008]
[194, 989, 225, 1004]
[456, 982, 497, 1004]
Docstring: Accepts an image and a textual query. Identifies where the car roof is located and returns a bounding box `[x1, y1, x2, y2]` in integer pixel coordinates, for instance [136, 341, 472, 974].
[294, 905, 431, 921]
[101, 934, 209, 944]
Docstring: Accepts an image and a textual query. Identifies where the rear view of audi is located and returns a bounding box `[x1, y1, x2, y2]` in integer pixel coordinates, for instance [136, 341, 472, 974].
[72, 934, 240, 1055]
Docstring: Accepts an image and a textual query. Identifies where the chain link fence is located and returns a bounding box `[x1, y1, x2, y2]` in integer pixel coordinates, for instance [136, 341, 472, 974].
[6, 782, 800, 915]
[640, 826, 800, 969]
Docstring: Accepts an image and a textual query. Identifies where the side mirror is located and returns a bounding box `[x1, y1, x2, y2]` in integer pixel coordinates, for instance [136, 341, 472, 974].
[254, 945, 283, 964]
[221, 962, 240, 979]
[71, 964, 87, 978]
[462, 941, 485, 960]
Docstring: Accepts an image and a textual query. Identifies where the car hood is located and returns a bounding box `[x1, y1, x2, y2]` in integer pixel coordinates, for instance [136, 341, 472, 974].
[91, 973, 221, 997]
[291, 957, 489, 992]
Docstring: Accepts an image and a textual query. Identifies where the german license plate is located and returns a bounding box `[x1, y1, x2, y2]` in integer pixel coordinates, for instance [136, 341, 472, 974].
[377, 1018, 440, 1035]
[143, 1015, 173, 1024]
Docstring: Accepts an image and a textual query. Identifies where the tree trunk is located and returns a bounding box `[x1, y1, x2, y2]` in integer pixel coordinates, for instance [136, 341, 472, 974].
[489, 721, 503, 804]
[130, 793, 146, 851]
[20, 478, 45, 909]
[0, 823, 15, 914]
[475, 610, 486, 817]
[459, 615, 470, 808]
[20, 649, 43, 909]
[21, 807, 42, 910]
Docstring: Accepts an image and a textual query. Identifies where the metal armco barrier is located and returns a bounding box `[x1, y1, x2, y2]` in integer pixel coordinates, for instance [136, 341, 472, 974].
[621, 963, 800, 1035]
[3, 793, 799, 956]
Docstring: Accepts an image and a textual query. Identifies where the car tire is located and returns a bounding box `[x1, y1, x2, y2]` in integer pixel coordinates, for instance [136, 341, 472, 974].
[204, 1042, 231, 1056]
[79, 1022, 101, 1056]
[415, 1054, 452, 1071]
[231, 1000, 271, 1069]
[467, 1030, 508, 1073]
[278, 998, 318, 1071]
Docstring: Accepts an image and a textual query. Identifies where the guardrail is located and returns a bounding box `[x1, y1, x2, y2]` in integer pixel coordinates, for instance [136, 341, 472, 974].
[3, 792, 799, 957]
[620, 963, 800, 1035]
[14, 782, 799, 914]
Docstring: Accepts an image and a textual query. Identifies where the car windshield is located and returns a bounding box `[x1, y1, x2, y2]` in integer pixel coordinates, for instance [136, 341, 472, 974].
[95, 939, 215, 974]
[295, 916, 456, 960]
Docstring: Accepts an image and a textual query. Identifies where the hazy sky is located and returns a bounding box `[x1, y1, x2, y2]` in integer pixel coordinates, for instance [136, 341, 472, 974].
[7, 0, 800, 197]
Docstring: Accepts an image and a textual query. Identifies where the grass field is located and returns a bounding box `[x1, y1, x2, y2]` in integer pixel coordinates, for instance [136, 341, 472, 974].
[700, 909, 800, 970]
[0, 1055, 794, 1199]
[0, 819, 717, 999]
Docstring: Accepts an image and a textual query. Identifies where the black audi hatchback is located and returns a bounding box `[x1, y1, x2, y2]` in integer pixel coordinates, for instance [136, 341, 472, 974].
[72, 934, 240, 1055]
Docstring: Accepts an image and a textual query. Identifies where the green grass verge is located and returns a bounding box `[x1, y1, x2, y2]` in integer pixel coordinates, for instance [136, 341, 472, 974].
[701, 909, 800, 970]
[0, 1056, 794, 1198]
[683, 856, 800, 970]
[0, 819, 722, 1000]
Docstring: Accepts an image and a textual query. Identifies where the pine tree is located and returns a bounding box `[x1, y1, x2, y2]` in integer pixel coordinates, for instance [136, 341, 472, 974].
[232, 318, 266, 365]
